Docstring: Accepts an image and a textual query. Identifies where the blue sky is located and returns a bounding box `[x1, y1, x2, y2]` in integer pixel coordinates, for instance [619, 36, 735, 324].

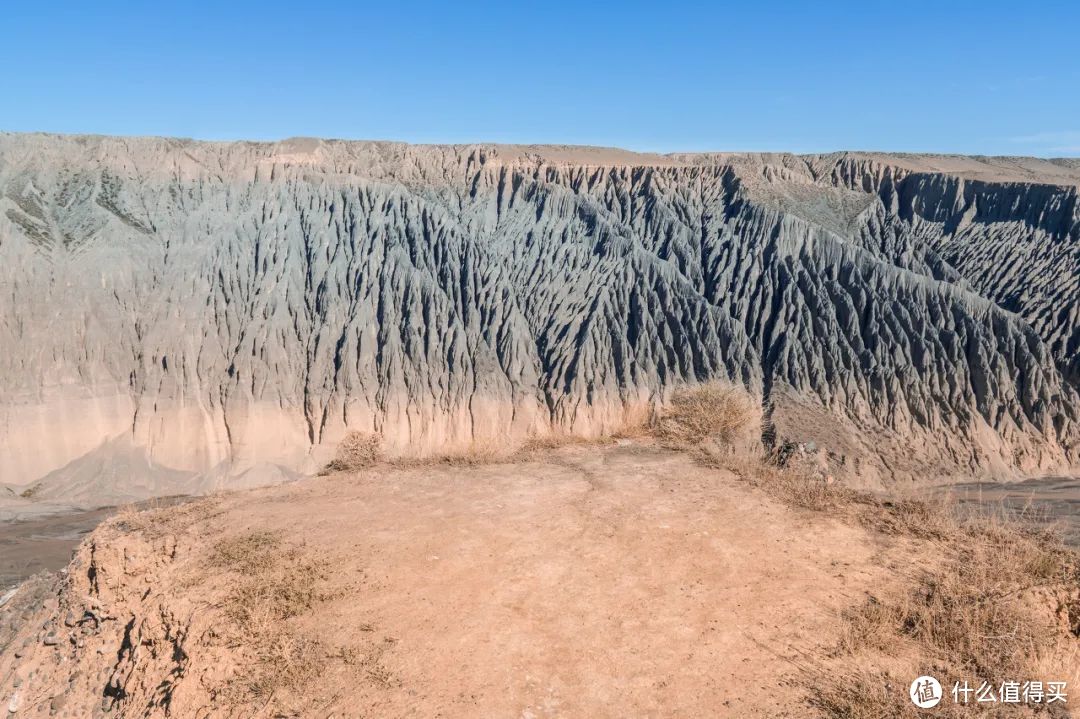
[3, 1, 1079, 156]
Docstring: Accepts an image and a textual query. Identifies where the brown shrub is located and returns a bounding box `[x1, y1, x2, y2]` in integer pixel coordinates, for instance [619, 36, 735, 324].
[321, 431, 382, 473]
[112, 496, 223, 537]
[708, 444, 1080, 716]
[208, 530, 283, 573]
[208, 531, 336, 707]
[235, 633, 328, 703]
[517, 432, 617, 455]
[720, 454, 852, 512]
[655, 381, 756, 448]
[387, 437, 503, 467]
[430, 438, 506, 466]
[805, 488, 1080, 716]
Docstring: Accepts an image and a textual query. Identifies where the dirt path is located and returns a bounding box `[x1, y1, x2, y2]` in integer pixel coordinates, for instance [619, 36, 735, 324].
[0, 443, 909, 717]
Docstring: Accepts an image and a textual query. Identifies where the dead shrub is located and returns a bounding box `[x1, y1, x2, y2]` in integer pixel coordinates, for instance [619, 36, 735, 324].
[709, 445, 1080, 716]
[391, 436, 514, 468]
[236, 633, 328, 703]
[655, 381, 756, 448]
[209, 530, 283, 574]
[112, 496, 222, 537]
[208, 531, 337, 707]
[224, 558, 329, 629]
[809, 492, 1080, 716]
[517, 432, 617, 455]
[721, 454, 853, 512]
[321, 431, 382, 473]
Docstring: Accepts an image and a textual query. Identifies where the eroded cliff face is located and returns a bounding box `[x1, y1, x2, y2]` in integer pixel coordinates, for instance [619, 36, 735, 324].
[0, 134, 1077, 494]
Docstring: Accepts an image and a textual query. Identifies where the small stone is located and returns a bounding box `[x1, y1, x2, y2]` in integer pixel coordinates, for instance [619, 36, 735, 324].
[43, 633, 59, 646]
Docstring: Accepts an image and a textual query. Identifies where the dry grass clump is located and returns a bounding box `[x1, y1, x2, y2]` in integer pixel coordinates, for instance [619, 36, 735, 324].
[239, 633, 328, 703]
[425, 438, 506, 466]
[320, 431, 382, 474]
[208, 530, 283, 573]
[808, 495, 1080, 717]
[391, 437, 514, 468]
[721, 454, 853, 512]
[517, 432, 617, 455]
[112, 495, 223, 538]
[211, 531, 332, 629]
[655, 381, 756, 447]
[224, 556, 329, 629]
[208, 531, 337, 707]
[654, 381, 855, 512]
[856, 494, 960, 541]
[806, 670, 928, 719]
[657, 382, 1080, 717]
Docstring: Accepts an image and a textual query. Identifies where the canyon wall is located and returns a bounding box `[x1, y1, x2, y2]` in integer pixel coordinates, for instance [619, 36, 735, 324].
[1, 134, 1077, 497]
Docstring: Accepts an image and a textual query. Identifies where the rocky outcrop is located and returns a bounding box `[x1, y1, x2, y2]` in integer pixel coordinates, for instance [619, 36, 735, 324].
[0, 134, 1077, 492]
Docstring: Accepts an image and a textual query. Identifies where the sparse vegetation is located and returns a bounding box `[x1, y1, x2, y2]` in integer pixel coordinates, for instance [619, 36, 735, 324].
[720, 454, 852, 511]
[111, 495, 224, 537]
[651, 380, 1080, 717]
[813, 507, 1080, 717]
[390, 436, 511, 467]
[515, 431, 623, 457]
[208, 530, 338, 707]
[718, 454, 1080, 716]
[320, 431, 382, 474]
[655, 380, 756, 448]
[208, 530, 283, 573]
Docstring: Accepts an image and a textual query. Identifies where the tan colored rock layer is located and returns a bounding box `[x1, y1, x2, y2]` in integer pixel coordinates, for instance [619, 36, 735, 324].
[0, 133, 1077, 494]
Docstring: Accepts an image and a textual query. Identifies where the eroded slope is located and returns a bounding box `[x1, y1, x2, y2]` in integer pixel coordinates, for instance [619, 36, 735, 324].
[0, 134, 1077, 491]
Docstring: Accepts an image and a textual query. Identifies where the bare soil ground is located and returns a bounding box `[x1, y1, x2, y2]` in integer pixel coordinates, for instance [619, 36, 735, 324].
[0, 442, 918, 718]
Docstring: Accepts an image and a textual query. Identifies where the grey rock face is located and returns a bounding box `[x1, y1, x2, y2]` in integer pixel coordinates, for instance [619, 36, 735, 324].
[0, 134, 1077, 494]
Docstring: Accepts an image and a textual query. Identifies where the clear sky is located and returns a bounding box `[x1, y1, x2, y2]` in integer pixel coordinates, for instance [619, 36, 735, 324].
[3, 0, 1079, 156]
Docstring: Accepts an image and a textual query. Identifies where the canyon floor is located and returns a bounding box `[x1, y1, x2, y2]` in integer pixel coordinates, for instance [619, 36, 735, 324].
[0, 508, 114, 590]
[0, 441, 925, 718]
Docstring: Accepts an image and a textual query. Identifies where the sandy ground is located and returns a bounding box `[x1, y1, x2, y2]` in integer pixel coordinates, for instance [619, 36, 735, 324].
[0, 442, 919, 717]
[258, 445, 895, 717]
